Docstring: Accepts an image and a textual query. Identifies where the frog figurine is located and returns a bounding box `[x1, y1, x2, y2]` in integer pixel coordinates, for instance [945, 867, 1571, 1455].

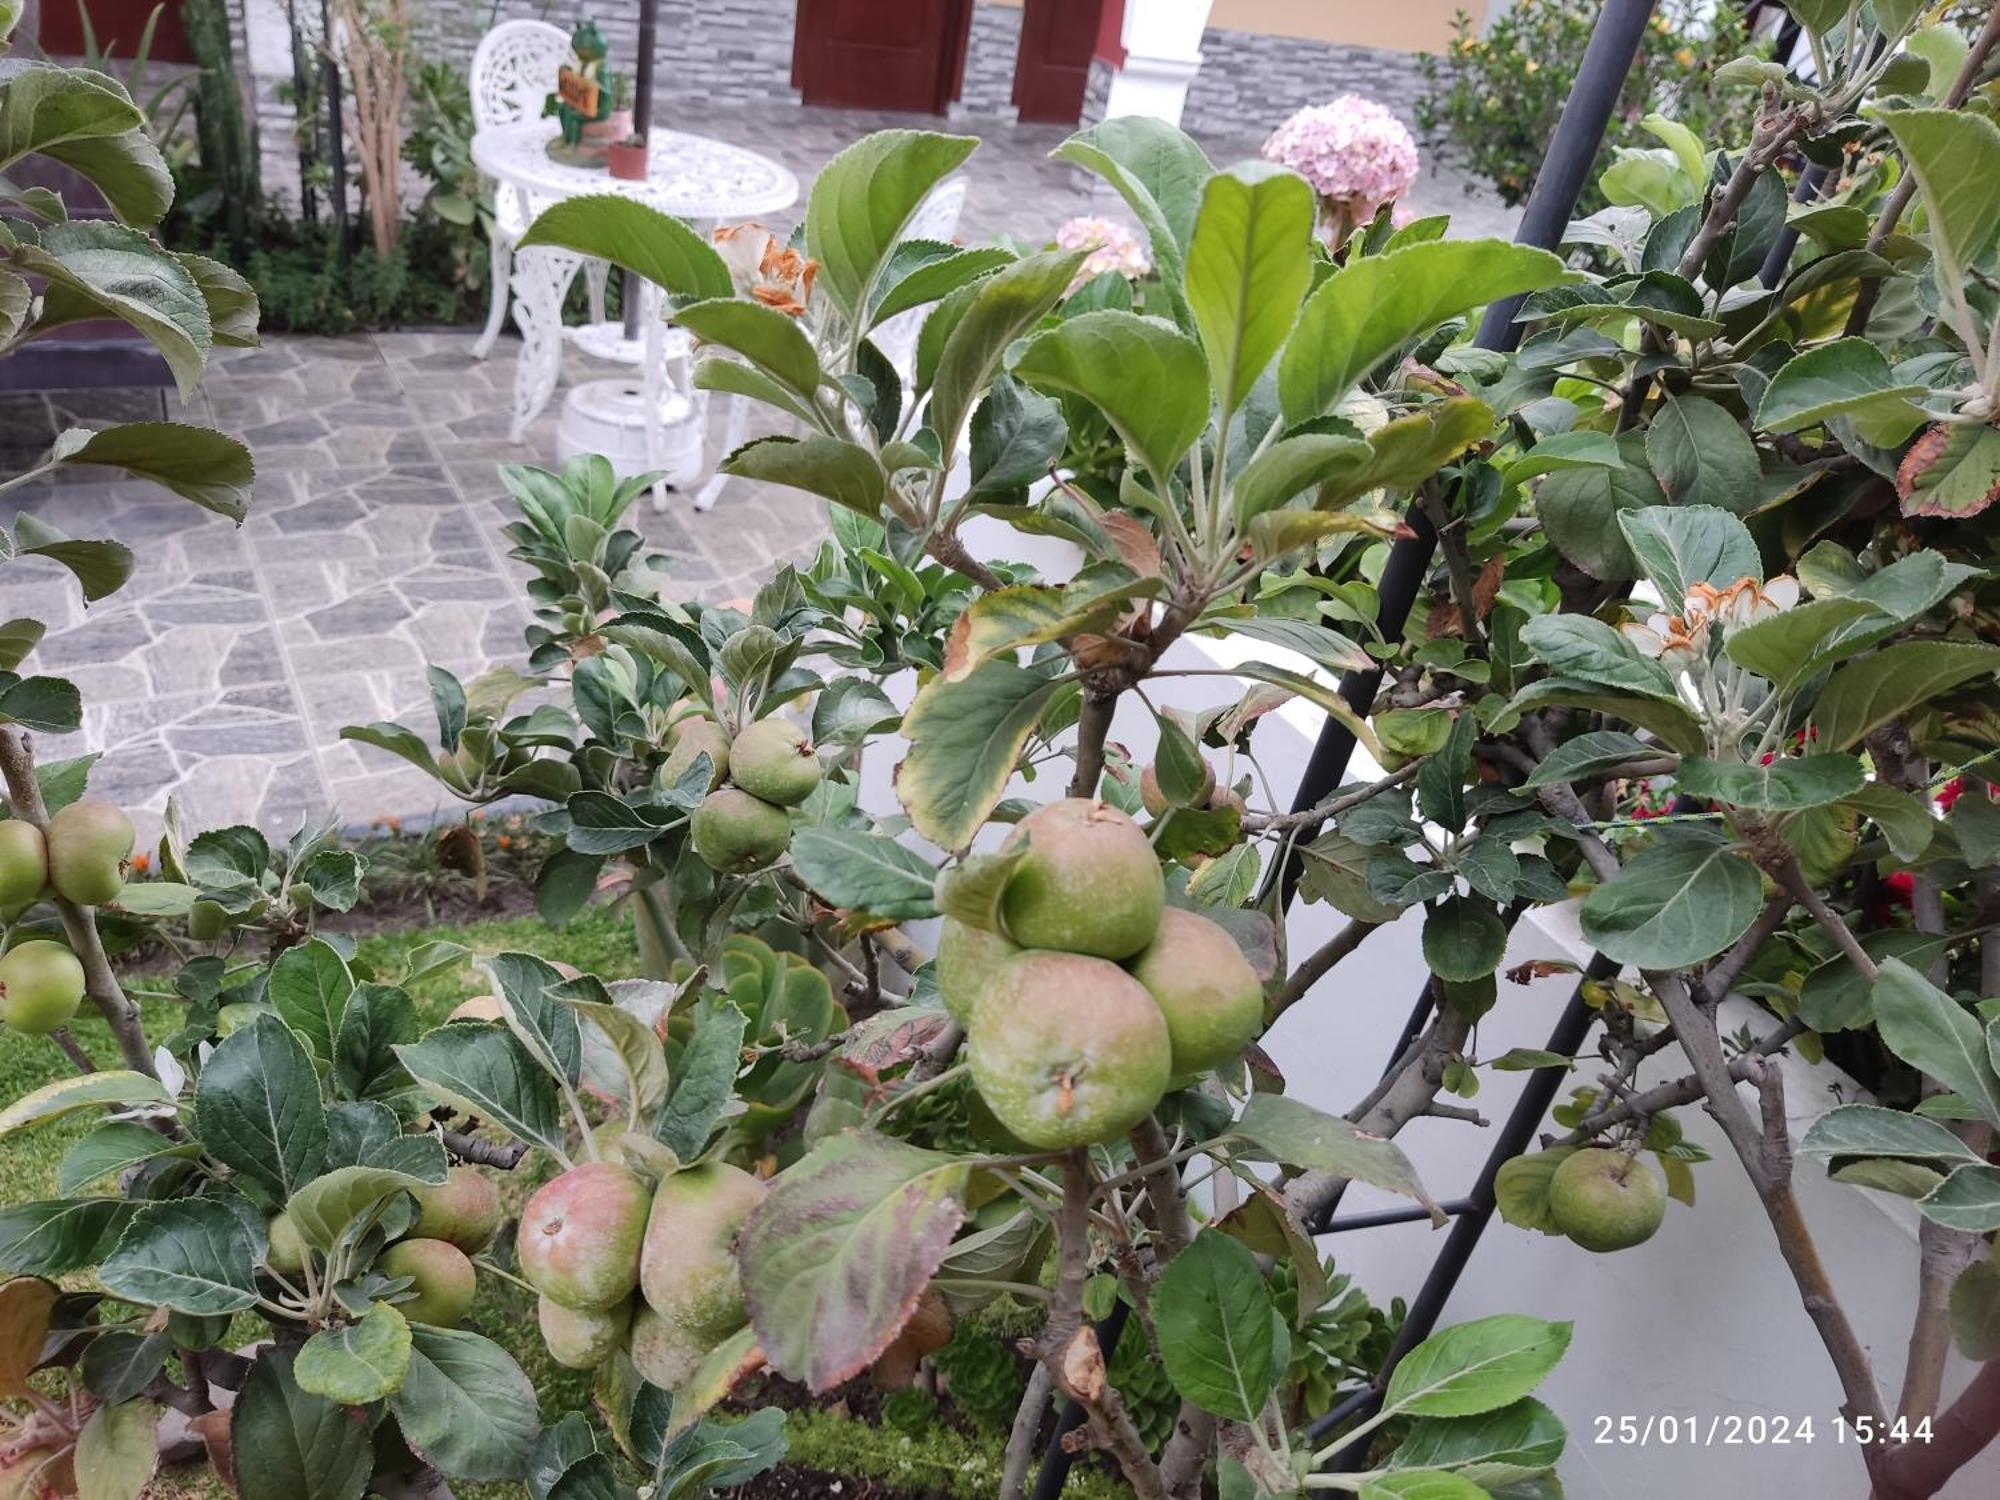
[546, 20, 629, 162]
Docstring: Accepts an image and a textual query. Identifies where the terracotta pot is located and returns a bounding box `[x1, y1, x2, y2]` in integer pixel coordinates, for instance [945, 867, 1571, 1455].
[583, 108, 633, 148]
[608, 140, 649, 181]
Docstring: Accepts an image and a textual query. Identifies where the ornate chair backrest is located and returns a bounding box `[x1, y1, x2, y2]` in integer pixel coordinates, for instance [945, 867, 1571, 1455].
[470, 19, 571, 132]
[874, 176, 970, 379]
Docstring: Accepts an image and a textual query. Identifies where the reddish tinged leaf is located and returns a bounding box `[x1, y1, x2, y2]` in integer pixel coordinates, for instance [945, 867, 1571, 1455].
[738, 1134, 969, 1392]
[1898, 421, 2000, 519]
[0, 1277, 57, 1396]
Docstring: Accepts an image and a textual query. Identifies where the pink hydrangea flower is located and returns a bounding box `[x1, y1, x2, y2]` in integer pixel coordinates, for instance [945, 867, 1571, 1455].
[1263, 95, 1421, 222]
[1054, 216, 1150, 286]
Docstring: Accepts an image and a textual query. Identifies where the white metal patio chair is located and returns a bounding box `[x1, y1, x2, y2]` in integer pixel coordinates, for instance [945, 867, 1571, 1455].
[469, 20, 609, 358]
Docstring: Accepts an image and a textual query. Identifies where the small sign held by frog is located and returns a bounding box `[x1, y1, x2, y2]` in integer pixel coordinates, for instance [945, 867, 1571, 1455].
[546, 20, 632, 164]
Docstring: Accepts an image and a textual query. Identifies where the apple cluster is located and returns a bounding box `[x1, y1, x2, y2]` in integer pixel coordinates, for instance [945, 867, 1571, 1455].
[515, 1157, 766, 1384]
[661, 706, 824, 876]
[0, 801, 136, 1034]
[940, 799, 1264, 1149]
[268, 1166, 503, 1322]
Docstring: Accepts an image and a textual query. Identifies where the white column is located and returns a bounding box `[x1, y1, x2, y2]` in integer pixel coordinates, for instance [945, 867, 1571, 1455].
[1100, 0, 1213, 128]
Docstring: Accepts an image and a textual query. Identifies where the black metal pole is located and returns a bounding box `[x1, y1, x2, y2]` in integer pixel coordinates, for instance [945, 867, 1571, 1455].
[1311, 952, 1620, 1466]
[622, 0, 660, 341]
[1270, 0, 1663, 910]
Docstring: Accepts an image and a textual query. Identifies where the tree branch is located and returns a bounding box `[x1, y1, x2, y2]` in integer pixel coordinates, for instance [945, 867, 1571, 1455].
[999, 1363, 1054, 1500]
[1877, 1360, 2000, 1500]
[0, 727, 158, 1077]
[1069, 691, 1117, 800]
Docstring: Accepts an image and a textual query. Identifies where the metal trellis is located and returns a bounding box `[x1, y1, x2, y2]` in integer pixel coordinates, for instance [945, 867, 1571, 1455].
[1024, 0, 1665, 1492]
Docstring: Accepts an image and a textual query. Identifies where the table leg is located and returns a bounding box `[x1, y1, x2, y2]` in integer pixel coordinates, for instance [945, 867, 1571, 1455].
[508, 245, 585, 445]
[692, 382, 752, 513]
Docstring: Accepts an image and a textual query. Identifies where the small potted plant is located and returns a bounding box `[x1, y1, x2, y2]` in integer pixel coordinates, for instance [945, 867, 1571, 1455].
[608, 129, 648, 180]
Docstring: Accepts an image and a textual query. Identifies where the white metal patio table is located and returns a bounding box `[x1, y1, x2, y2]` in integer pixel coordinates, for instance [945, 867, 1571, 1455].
[470, 118, 799, 502]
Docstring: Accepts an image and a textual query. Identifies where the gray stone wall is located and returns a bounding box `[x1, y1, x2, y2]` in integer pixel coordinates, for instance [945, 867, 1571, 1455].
[1181, 24, 1426, 142]
[409, 0, 801, 108]
[951, 1, 1021, 121]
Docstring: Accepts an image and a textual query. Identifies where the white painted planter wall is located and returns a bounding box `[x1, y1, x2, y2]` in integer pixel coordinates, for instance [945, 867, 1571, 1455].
[830, 510, 1998, 1499]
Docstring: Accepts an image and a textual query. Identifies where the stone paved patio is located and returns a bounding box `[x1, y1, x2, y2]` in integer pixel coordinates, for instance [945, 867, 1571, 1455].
[4, 103, 1514, 839]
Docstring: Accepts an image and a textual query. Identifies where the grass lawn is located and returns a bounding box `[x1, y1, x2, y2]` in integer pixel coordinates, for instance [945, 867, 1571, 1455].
[0, 906, 1122, 1499]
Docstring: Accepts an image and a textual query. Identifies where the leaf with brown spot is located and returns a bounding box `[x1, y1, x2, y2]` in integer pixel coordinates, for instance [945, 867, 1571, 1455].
[1098, 513, 1163, 578]
[738, 1134, 969, 1392]
[1424, 555, 1506, 638]
[0, 1277, 57, 1396]
[1897, 421, 2000, 519]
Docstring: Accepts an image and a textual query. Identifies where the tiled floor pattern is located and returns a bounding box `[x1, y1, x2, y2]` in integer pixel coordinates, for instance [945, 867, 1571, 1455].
[3, 103, 1514, 837]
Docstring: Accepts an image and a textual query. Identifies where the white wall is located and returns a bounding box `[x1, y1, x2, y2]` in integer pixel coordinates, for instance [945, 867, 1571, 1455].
[848, 511, 1998, 1498]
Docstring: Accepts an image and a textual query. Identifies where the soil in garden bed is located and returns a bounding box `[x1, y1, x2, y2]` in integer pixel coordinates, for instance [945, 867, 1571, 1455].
[728, 1467, 913, 1499]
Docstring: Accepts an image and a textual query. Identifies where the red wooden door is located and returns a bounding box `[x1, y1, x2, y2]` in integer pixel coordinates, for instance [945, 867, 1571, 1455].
[37, 0, 195, 64]
[792, 0, 974, 114]
[1011, 0, 1103, 124]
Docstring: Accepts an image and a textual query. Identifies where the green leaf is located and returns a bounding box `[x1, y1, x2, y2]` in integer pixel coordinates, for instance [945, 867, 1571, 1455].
[1493, 1150, 1576, 1235]
[0, 675, 81, 733]
[194, 1013, 327, 1202]
[1389, 1398, 1566, 1486]
[1874, 959, 2000, 1129]
[1617, 504, 1761, 603]
[0, 1199, 133, 1275]
[896, 657, 1061, 850]
[1810, 642, 2000, 750]
[1883, 110, 2000, 303]
[1384, 1315, 1573, 1419]
[1278, 240, 1570, 424]
[805, 130, 979, 320]
[1722, 596, 1891, 688]
[720, 436, 886, 520]
[229, 1347, 373, 1500]
[1186, 163, 1315, 415]
[296, 1303, 413, 1404]
[1051, 116, 1213, 323]
[1918, 1164, 2000, 1233]
[1754, 339, 1928, 439]
[1578, 829, 1762, 970]
[0, 1070, 173, 1137]
[49, 422, 254, 522]
[268, 938, 354, 1070]
[1673, 753, 1866, 811]
[789, 829, 938, 921]
[1423, 896, 1509, 983]
[1535, 442, 1659, 581]
[1211, 615, 1371, 674]
[388, 1325, 540, 1481]
[671, 298, 820, 396]
[928, 248, 1080, 460]
[739, 1134, 968, 1393]
[651, 996, 748, 1160]
[333, 983, 419, 1102]
[1801, 1104, 1984, 1164]
[1153, 1230, 1281, 1423]
[1798, 931, 1949, 1032]
[1500, 429, 1623, 487]
[1231, 431, 1372, 523]
[23, 221, 210, 397]
[1231, 1093, 1438, 1217]
[868, 240, 1014, 326]
[1359, 1470, 1490, 1500]
[176, 252, 259, 347]
[1521, 731, 1661, 789]
[1013, 308, 1210, 491]
[99, 1198, 260, 1315]
[287, 1162, 441, 1253]
[965, 376, 1067, 501]
[516, 194, 732, 300]
[1518, 615, 1678, 699]
[72, 1398, 158, 1500]
[1950, 1261, 2000, 1360]
[395, 1025, 572, 1161]
[1644, 395, 1761, 513]
[1316, 397, 1497, 506]
[1495, 677, 1704, 757]
[58, 1121, 198, 1195]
